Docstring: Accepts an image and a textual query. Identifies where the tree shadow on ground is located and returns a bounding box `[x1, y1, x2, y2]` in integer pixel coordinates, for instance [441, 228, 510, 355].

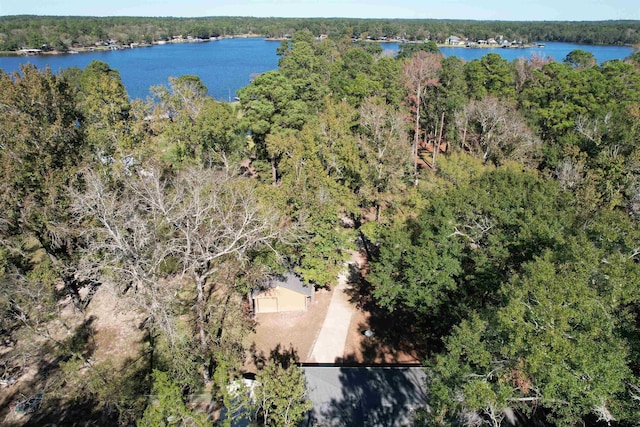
[342, 263, 431, 364]
[249, 343, 300, 372]
[303, 365, 428, 426]
[2, 316, 151, 426]
[2, 315, 92, 425]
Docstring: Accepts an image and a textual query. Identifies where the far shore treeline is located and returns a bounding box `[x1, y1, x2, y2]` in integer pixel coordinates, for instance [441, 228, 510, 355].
[1, 15, 640, 52]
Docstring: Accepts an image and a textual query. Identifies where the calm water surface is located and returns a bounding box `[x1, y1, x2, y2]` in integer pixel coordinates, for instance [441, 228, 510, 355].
[384, 41, 634, 64]
[0, 38, 280, 101]
[0, 39, 635, 100]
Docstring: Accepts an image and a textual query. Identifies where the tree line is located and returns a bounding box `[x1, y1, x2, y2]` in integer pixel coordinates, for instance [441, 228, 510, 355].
[1, 15, 640, 51]
[1, 29, 640, 425]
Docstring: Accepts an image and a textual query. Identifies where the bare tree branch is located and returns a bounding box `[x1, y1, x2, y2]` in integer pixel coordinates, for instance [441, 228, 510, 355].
[71, 164, 290, 383]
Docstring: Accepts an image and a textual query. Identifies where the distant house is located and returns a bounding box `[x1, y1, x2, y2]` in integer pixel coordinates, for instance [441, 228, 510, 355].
[302, 366, 428, 426]
[251, 273, 314, 313]
[18, 48, 42, 55]
[447, 35, 464, 45]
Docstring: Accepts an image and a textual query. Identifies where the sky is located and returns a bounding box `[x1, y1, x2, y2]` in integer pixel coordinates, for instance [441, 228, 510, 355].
[1, 0, 639, 21]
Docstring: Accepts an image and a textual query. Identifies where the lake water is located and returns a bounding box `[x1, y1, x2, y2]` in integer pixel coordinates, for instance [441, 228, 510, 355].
[414, 42, 634, 64]
[0, 39, 635, 101]
[0, 38, 281, 101]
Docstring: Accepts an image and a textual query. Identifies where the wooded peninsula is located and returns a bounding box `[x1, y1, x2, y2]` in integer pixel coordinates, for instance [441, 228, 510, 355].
[2, 18, 640, 427]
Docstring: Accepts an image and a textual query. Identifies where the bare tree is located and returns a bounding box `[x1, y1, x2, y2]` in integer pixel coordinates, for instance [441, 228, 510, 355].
[403, 51, 442, 184]
[72, 165, 288, 383]
[513, 53, 551, 94]
[555, 158, 585, 191]
[1, 263, 60, 344]
[456, 97, 541, 166]
[593, 398, 615, 425]
[358, 96, 412, 221]
[151, 75, 208, 122]
[575, 113, 612, 147]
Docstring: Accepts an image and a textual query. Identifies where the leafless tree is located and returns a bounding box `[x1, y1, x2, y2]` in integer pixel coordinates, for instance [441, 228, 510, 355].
[358, 96, 412, 221]
[1, 264, 60, 344]
[456, 97, 541, 166]
[403, 51, 442, 184]
[150, 76, 208, 122]
[628, 179, 640, 218]
[555, 158, 585, 190]
[71, 164, 289, 383]
[576, 113, 612, 145]
[593, 398, 615, 425]
[513, 53, 551, 94]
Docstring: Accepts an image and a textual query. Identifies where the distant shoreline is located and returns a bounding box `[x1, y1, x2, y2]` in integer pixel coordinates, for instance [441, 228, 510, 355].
[0, 35, 632, 58]
[0, 34, 263, 57]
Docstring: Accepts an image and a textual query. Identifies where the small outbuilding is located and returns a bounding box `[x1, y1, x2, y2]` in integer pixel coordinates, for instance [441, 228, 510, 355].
[251, 272, 314, 314]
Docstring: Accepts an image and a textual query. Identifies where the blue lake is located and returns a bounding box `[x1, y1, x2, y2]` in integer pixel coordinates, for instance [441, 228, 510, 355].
[0, 39, 635, 101]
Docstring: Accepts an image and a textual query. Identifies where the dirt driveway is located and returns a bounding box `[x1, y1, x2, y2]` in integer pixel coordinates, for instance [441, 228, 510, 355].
[245, 285, 332, 368]
[246, 251, 423, 370]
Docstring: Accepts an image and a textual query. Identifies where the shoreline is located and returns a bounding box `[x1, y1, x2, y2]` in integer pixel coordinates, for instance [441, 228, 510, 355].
[0, 37, 634, 58]
[0, 34, 260, 57]
[1, 35, 634, 57]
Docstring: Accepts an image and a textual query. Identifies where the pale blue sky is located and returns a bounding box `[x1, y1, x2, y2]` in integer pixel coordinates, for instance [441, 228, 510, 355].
[1, 0, 639, 21]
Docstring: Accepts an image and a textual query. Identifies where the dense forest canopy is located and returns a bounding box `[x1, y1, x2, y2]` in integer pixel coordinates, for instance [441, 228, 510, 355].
[1, 23, 640, 426]
[1, 15, 640, 51]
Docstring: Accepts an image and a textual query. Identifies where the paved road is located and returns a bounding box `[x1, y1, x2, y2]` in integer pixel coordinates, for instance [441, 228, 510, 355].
[308, 270, 354, 363]
[303, 366, 427, 426]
